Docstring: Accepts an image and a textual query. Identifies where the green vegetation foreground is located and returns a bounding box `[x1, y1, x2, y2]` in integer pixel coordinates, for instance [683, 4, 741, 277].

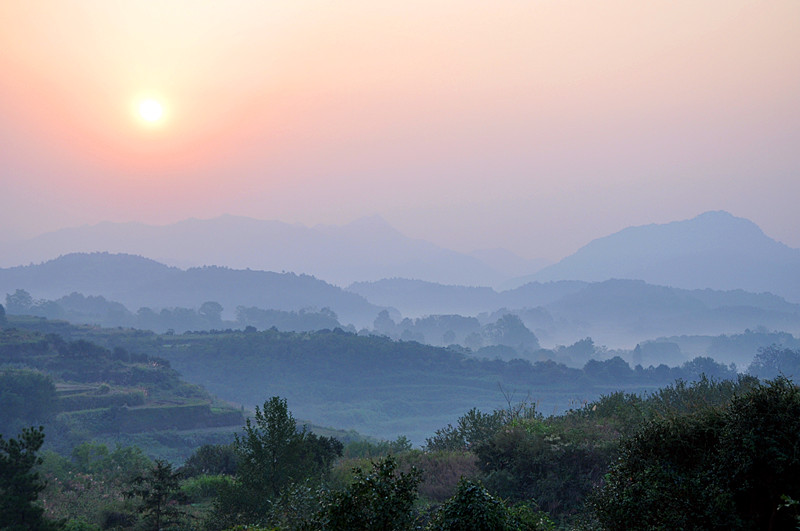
[5, 374, 800, 529]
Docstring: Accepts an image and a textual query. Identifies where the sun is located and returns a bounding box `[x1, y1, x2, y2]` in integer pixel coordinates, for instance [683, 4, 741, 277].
[138, 99, 163, 122]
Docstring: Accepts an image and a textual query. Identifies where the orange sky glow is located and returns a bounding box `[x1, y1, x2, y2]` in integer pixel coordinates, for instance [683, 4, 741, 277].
[1, 1, 799, 260]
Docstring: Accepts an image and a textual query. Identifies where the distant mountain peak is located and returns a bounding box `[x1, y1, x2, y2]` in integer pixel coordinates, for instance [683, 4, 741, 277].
[523, 211, 800, 302]
[0, 214, 505, 286]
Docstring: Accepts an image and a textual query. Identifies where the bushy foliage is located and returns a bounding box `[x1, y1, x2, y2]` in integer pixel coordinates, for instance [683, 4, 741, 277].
[722, 377, 800, 528]
[427, 478, 555, 531]
[316, 455, 422, 531]
[39, 443, 153, 529]
[181, 443, 238, 477]
[591, 408, 736, 529]
[427, 478, 512, 531]
[180, 474, 232, 503]
[70, 442, 152, 480]
[425, 408, 515, 452]
[409, 450, 480, 503]
[642, 373, 758, 419]
[476, 420, 614, 519]
[591, 377, 800, 530]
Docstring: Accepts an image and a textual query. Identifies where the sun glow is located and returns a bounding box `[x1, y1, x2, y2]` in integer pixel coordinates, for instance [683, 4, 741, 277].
[138, 99, 163, 122]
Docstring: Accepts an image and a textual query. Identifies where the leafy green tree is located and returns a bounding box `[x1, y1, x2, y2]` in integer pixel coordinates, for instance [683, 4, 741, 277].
[427, 478, 512, 531]
[476, 420, 612, 518]
[214, 397, 342, 525]
[236, 397, 311, 498]
[318, 455, 421, 530]
[426, 408, 505, 452]
[721, 376, 800, 529]
[427, 478, 554, 531]
[125, 459, 183, 530]
[0, 426, 61, 530]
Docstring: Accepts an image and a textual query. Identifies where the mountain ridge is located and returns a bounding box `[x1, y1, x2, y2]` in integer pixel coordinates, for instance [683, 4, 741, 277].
[0, 215, 509, 287]
[0, 252, 382, 328]
[510, 211, 800, 302]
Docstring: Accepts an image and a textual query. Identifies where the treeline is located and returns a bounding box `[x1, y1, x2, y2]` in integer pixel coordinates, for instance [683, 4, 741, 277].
[5, 311, 800, 445]
[4, 290, 343, 334]
[6, 374, 800, 529]
[7, 289, 800, 372]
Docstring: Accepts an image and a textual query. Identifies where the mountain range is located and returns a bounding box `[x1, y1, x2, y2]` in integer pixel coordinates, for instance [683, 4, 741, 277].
[0, 215, 528, 287]
[2, 252, 799, 354]
[515, 211, 800, 302]
[2, 211, 798, 300]
[0, 253, 381, 327]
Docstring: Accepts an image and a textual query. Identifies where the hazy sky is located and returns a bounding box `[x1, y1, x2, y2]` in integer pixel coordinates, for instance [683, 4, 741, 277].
[1, 1, 798, 261]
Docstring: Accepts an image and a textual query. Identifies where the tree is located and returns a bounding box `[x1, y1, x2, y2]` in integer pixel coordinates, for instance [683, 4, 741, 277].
[0, 303, 6, 325]
[749, 345, 800, 380]
[721, 376, 800, 529]
[590, 408, 736, 530]
[427, 478, 554, 531]
[425, 408, 505, 452]
[199, 301, 224, 325]
[214, 397, 342, 525]
[5, 289, 33, 315]
[428, 478, 511, 530]
[125, 459, 183, 530]
[319, 455, 421, 530]
[236, 397, 307, 499]
[0, 426, 60, 530]
[483, 314, 539, 351]
[181, 444, 238, 477]
[591, 377, 800, 530]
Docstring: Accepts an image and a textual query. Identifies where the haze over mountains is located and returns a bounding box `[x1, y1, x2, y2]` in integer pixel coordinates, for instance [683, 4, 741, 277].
[0, 215, 516, 287]
[0, 253, 381, 327]
[2, 211, 798, 302]
[2, 210, 799, 350]
[2, 253, 799, 354]
[519, 211, 800, 302]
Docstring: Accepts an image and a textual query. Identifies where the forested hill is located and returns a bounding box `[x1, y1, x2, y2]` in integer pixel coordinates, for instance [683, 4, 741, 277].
[0, 324, 245, 462]
[0, 252, 382, 327]
[8, 316, 748, 443]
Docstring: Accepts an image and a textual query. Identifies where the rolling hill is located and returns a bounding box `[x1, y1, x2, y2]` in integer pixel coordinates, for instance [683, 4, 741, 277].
[0, 253, 382, 328]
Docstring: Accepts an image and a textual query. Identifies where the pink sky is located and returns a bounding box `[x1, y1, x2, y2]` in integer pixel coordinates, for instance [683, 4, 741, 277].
[1, 1, 799, 261]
